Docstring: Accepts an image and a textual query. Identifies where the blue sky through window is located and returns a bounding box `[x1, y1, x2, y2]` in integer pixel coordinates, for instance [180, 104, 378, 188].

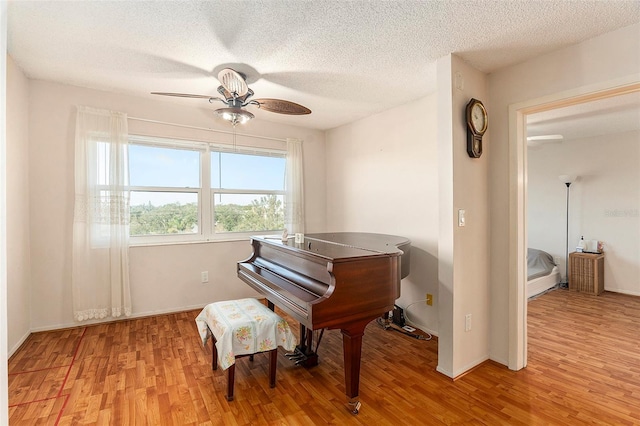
[129, 145, 199, 188]
[128, 144, 285, 207]
[211, 152, 285, 190]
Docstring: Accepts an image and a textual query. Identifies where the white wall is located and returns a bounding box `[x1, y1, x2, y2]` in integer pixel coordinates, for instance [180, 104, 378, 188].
[325, 94, 439, 335]
[1, 3, 10, 422]
[26, 79, 326, 331]
[437, 55, 490, 377]
[325, 56, 492, 379]
[6, 55, 31, 353]
[7, 19, 638, 396]
[528, 130, 640, 295]
[488, 23, 640, 366]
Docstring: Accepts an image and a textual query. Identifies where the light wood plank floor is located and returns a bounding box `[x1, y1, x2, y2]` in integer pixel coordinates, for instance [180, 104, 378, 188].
[8, 289, 640, 425]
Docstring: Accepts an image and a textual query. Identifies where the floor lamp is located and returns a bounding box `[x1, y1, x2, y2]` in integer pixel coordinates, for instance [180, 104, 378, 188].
[558, 174, 577, 288]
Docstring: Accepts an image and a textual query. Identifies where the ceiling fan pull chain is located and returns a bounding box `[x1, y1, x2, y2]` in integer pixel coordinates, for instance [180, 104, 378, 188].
[232, 123, 237, 152]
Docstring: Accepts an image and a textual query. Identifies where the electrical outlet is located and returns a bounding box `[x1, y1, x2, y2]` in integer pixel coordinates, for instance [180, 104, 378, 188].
[465, 314, 472, 332]
[426, 293, 433, 306]
[201, 271, 209, 283]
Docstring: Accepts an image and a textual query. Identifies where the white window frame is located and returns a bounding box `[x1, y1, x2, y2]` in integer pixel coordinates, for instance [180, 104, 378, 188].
[128, 135, 286, 245]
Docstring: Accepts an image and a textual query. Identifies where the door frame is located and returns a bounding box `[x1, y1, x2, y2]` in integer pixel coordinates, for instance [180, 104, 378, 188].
[508, 75, 640, 370]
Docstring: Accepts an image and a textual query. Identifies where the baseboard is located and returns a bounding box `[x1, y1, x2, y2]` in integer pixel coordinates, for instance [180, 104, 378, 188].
[436, 365, 453, 378]
[489, 354, 509, 368]
[605, 288, 640, 297]
[29, 303, 210, 334]
[453, 358, 493, 381]
[436, 355, 491, 380]
[451, 355, 490, 379]
[8, 330, 31, 358]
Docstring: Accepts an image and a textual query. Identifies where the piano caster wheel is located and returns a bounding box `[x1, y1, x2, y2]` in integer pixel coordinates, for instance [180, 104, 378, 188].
[347, 399, 361, 415]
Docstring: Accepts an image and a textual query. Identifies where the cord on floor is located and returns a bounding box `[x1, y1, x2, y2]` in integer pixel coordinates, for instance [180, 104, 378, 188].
[376, 317, 432, 341]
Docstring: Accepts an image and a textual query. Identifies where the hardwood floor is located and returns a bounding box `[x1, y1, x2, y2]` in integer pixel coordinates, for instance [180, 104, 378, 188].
[8, 289, 640, 425]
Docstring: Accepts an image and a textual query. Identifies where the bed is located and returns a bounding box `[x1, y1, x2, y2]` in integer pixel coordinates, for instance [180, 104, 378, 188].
[527, 248, 561, 298]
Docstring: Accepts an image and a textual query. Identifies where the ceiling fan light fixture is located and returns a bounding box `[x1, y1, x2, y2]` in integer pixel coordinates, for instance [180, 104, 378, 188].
[215, 107, 254, 125]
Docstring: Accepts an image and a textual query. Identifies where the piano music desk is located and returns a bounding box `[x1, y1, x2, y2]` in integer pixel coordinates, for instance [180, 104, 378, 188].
[195, 298, 297, 401]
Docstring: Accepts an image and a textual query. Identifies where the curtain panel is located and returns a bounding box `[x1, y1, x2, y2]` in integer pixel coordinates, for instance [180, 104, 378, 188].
[72, 106, 131, 321]
[284, 138, 305, 234]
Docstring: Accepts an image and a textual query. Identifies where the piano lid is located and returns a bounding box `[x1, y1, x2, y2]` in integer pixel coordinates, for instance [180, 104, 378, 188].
[253, 232, 411, 277]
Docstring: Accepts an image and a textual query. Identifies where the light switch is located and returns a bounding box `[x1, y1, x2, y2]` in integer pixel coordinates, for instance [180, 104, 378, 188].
[458, 209, 466, 227]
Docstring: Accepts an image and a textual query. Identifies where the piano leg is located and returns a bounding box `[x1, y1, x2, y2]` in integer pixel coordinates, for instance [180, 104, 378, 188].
[341, 318, 373, 415]
[305, 325, 313, 350]
[298, 324, 311, 355]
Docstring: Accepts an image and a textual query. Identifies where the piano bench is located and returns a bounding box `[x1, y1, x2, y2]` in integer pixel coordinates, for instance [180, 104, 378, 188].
[210, 333, 277, 401]
[194, 298, 297, 402]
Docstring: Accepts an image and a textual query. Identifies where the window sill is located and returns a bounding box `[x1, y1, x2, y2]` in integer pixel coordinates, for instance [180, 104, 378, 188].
[129, 238, 249, 248]
[129, 231, 278, 248]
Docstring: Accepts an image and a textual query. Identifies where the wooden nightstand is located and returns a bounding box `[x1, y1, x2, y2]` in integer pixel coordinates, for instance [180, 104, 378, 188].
[569, 252, 605, 295]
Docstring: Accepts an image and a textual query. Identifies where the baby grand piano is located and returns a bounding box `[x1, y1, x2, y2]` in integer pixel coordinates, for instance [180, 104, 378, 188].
[237, 232, 410, 413]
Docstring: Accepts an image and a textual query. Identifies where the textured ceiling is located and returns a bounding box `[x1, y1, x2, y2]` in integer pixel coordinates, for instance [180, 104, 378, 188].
[527, 91, 640, 143]
[7, 0, 640, 130]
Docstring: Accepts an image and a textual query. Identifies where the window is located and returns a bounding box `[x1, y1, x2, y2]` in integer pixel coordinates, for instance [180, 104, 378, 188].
[211, 151, 285, 233]
[128, 135, 286, 244]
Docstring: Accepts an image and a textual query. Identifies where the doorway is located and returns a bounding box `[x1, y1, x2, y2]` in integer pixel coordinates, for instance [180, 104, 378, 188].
[510, 80, 640, 369]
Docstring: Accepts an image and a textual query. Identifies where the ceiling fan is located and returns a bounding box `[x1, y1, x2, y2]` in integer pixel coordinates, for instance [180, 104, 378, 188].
[152, 68, 311, 125]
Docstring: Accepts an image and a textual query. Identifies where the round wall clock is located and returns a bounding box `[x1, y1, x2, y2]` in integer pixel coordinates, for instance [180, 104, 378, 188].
[465, 98, 488, 158]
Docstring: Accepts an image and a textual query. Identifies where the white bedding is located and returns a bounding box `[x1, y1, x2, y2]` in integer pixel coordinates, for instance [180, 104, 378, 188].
[527, 248, 561, 298]
[528, 265, 561, 298]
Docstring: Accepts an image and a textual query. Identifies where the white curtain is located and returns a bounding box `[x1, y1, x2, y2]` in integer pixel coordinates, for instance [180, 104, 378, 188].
[72, 106, 131, 321]
[284, 138, 305, 234]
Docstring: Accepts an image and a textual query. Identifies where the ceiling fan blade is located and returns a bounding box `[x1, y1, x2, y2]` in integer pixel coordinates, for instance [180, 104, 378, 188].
[252, 98, 311, 115]
[217, 68, 249, 97]
[151, 92, 216, 99]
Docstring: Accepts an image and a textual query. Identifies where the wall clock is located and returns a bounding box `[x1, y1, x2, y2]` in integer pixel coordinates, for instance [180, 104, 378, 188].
[466, 98, 488, 158]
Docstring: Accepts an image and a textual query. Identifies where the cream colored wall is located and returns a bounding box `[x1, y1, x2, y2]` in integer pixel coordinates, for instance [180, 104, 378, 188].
[9, 20, 638, 386]
[1, 5, 10, 422]
[325, 60, 491, 379]
[488, 23, 640, 366]
[451, 56, 491, 376]
[27, 79, 326, 331]
[436, 56, 454, 374]
[528, 130, 640, 295]
[437, 55, 490, 378]
[6, 55, 31, 354]
[325, 95, 439, 335]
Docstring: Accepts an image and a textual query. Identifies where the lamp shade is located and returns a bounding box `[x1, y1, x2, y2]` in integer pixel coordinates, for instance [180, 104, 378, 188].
[558, 174, 577, 184]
